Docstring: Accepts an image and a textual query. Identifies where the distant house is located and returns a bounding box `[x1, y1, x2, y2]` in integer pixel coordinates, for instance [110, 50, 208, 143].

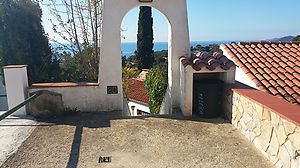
[126, 78, 150, 116]
[221, 41, 300, 105]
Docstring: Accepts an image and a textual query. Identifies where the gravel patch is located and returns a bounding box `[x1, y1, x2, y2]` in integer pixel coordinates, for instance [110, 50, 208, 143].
[1, 112, 273, 168]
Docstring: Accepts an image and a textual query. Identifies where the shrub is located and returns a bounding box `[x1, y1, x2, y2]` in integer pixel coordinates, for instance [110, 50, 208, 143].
[144, 63, 168, 114]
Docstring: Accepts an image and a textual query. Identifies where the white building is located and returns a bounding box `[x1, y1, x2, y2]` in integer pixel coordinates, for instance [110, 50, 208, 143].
[126, 78, 150, 116]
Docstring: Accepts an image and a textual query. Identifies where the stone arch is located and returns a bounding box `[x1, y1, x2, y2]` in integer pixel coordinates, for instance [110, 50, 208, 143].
[99, 0, 190, 113]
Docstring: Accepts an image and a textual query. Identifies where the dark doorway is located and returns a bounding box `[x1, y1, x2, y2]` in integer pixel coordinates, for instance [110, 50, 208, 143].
[193, 75, 224, 118]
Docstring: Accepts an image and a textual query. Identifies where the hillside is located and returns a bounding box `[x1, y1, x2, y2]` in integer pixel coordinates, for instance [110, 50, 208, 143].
[269, 35, 295, 42]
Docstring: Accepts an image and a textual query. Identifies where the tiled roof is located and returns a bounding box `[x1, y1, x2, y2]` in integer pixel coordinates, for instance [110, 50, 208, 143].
[126, 78, 149, 104]
[221, 41, 300, 105]
[180, 52, 235, 71]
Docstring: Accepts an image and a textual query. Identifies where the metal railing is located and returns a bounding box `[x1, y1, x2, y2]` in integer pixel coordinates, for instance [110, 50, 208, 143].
[0, 94, 7, 97]
[0, 90, 48, 121]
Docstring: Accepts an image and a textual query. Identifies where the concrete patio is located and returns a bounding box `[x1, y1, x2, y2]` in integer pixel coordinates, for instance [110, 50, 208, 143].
[0, 112, 37, 166]
[0, 112, 273, 168]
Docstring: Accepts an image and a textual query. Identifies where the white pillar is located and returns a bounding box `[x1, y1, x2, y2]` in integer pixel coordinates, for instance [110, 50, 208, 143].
[3, 65, 28, 116]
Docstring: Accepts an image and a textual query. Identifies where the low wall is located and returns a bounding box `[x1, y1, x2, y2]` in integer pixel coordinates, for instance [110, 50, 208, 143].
[227, 87, 300, 168]
[28, 83, 123, 112]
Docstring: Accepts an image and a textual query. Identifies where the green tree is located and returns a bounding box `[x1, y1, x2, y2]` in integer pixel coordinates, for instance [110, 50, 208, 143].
[144, 63, 168, 114]
[293, 35, 300, 42]
[59, 46, 98, 82]
[135, 6, 154, 70]
[0, 0, 60, 84]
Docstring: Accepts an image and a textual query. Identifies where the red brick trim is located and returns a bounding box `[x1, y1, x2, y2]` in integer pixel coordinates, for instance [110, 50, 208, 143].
[29, 82, 99, 88]
[233, 84, 300, 126]
[3, 65, 27, 69]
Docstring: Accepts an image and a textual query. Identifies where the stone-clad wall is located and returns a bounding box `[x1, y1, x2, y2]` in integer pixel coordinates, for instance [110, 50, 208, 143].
[230, 91, 300, 168]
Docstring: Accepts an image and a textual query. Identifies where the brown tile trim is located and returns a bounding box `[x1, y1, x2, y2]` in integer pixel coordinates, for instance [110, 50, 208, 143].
[29, 82, 99, 88]
[3, 65, 27, 69]
[233, 85, 300, 126]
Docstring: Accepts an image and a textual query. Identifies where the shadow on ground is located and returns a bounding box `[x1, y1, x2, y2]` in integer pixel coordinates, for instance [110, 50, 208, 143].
[36, 111, 229, 128]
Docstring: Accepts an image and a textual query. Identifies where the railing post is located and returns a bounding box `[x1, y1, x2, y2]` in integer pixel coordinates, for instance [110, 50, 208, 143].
[3, 65, 28, 116]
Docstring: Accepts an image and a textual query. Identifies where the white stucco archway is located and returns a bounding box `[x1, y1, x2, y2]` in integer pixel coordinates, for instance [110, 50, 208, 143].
[99, 0, 190, 113]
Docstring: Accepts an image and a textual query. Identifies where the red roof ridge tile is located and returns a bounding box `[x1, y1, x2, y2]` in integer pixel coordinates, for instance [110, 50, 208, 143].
[180, 52, 236, 71]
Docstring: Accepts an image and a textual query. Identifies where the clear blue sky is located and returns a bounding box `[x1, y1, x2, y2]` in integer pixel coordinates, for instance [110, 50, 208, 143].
[41, 0, 300, 42]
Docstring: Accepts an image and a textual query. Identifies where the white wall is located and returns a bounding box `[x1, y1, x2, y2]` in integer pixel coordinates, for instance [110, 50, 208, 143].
[4, 66, 28, 115]
[235, 67, 258, 89]
[100, 0, 190, 114]
[128, 100, 150, 116]
[160, 88, 171, 115]
[29, 86, 122, 112]
[221, 46, 258, 89]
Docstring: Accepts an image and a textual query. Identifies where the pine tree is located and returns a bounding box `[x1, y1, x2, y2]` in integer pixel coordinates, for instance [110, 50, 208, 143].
[135, 6, 154, 70]
[0, 0, 60, 84]
[293, 35, 300, 42]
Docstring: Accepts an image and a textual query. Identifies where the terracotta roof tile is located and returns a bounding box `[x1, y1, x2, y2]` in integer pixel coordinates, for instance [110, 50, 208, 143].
[286, 67, 294, 74]
[278, 73, 286, 80]
[222, 41, 300, 105]
[285, 72, 295, 80]
[292, 78, 300, 86]
[269, 86, 279, 95]
[127, 78, 149, 104]
[265, 62, 273, 68]
[279, 61, 287, 68]
[290, 48, 298, 53]
[276, 86, 287, 95]
[263, 73, 272, 81]
[273, 57, 281, 63]
[293, 73, 300, 80]
[180, 52, 236, 71]
[277, 67, 285, 73]
[269, 80, 278, 87]
[270, 67, 279, 74]
[292, 43, 299, 49]
[270, 73, 279, 80]
[286, 61, 295, 68]
[285, 79, 295, 87]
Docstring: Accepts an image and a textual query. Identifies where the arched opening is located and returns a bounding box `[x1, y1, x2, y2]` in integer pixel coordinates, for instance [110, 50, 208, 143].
[98, 0, 190, 113]
[121, 6, 170, 116]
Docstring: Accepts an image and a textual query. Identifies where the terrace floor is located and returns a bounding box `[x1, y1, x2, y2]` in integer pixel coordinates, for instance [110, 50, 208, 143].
[0, 112, 273, 168]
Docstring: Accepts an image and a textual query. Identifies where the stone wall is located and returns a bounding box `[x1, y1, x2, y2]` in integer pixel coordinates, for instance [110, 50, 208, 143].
[230, 91, 300, 168]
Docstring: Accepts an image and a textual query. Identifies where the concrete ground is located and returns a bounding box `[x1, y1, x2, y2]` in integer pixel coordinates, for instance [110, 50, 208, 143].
[0, 112, 37, 166]
[1, 112, 273, 168]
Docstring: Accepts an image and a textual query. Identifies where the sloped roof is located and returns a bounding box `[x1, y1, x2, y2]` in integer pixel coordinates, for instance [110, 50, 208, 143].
[180, 52, 235, 71]
[126, 78, 149, 104]
[221, 41, 300, 105]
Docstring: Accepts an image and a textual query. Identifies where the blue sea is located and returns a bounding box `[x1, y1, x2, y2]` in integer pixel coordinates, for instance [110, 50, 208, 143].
[122, 41, 232, 57]
[51, 41, 233, 57]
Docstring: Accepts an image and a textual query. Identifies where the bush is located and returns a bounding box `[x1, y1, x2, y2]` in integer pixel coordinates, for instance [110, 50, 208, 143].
[144, 63, 168, 114]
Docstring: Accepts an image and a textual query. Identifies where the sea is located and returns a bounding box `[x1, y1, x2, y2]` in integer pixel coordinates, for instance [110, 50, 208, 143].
[51, 41, 233, 57]
[121, 41, 232, 57]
